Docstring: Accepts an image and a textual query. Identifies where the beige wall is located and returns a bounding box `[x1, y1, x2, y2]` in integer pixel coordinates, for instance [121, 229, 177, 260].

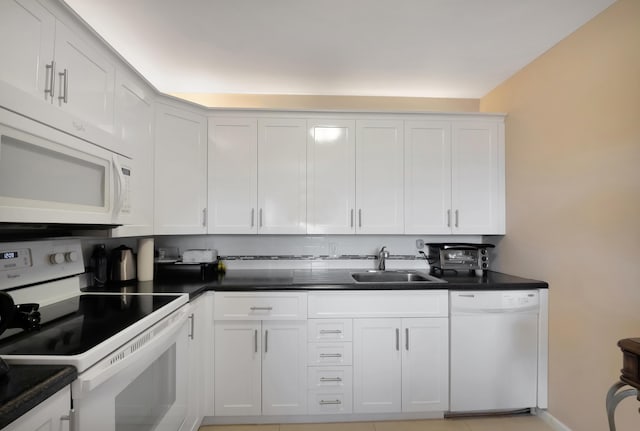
[480, 1, 640, 430]
[169, 92, 479, 112]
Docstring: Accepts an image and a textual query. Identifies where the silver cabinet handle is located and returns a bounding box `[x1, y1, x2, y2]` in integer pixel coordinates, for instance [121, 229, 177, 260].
[405, 328, 409, 351]
[60, 409, 74, 431]
[251, 208, 255, 228]
[455, 209, 459, 228]
[259, 208, 263, 227]
[264, 329, 268, 353]
[319, 377, 343, 382]
[202, 208, 207, 227]
[319, 329, 342, 334]
[45, 61, 55, 100]
[447, 209, 451, 228]
[319, 353, 342, 358]
[188, 313, 195, 340]
[358, 209, 362, 228]
[319, 400, 342, 405]
[459, 294, 475, 298]
[254, 329, 258, 353]
[395, 328, 400, 351]
[58, 68, 68, 103]
[250, 306, 273, 311]
[350, 209, 354, 228]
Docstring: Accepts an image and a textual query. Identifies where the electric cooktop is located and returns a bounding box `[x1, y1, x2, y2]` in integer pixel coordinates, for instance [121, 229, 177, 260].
[0, 294, 182, 356]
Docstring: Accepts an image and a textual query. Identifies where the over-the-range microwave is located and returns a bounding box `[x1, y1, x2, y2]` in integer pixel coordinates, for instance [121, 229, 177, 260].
[0, 108, 132, 228]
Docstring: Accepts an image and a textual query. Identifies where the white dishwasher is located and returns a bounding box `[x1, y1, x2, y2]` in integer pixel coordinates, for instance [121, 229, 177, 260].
[449, 290, 539, 412]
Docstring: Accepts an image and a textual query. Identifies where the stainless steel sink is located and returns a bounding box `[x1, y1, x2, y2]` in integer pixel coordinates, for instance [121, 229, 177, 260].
[350, 270, 445, 284]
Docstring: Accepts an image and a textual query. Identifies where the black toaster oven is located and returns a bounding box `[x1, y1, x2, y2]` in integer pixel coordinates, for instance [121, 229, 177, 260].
[426, 243, 494, 274]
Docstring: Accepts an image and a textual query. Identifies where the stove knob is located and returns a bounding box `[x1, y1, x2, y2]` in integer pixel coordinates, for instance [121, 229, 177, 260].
[65, 251, 79, 263]
[50, 253, 65, 265]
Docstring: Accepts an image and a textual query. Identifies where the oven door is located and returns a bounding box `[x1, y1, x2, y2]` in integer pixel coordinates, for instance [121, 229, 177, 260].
[71, 308, 188, 431]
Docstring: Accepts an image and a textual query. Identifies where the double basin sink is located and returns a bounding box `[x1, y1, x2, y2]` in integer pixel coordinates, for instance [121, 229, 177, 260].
[350, 270, 445, 284]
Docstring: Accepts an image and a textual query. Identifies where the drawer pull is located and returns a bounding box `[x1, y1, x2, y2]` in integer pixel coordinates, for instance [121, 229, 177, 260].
[319, 377, 343, 382]
[319, 353, 343, 358]
[319, 329, 343, 334]
[250, 306, 273, 311]
[319, 399, 342, 405]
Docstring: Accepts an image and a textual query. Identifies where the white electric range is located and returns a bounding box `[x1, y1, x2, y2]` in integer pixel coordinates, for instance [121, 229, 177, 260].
[0, 239, 189, 431]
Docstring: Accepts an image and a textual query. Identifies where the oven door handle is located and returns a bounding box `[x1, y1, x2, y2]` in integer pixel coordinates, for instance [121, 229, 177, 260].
[73, 308, 188, 394]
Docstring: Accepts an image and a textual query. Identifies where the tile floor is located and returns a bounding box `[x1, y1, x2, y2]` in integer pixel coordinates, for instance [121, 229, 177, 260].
[199, 415, 554, 431]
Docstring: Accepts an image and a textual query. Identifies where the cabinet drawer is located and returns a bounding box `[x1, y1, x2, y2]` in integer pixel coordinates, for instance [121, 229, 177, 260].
[308, 343, 353, 366]
[308, 319, 352, 342]
[307, 366, 352, 390]
[308, 391, 353, 414]
[308, 291, 448, 318]
[214, 292, 307, 320]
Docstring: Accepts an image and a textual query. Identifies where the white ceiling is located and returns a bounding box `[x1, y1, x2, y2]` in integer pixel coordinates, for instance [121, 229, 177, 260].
[63, 0, 615, 99]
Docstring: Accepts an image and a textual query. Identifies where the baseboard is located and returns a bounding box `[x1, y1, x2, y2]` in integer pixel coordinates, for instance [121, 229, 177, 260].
[201, 411, 444, 426]
[535, 408, 572, 431]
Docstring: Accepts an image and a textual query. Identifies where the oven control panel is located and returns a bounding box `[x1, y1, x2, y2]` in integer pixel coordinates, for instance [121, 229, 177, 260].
[0, 240, 84, 290]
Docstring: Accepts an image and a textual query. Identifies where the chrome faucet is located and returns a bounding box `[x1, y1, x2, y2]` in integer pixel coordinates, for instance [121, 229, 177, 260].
[377, 246, 389, 271]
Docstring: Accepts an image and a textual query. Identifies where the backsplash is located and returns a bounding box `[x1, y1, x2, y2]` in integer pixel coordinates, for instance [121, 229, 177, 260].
[79, 234, 485, 271]
[155, 235, 482, 259]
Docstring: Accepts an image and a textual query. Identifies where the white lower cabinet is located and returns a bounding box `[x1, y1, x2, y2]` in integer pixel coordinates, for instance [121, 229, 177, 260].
[181, 293, 213, 431]
[309, 291, 449, 416]
[214, 320, 307, 416]
[307, 319, 353, 414]
[353, 317, 448, 414]
[2, 385, 71, 431]
[400, 318, 449, 412]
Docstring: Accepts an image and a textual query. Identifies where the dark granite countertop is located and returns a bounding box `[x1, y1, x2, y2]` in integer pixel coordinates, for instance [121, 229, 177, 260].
[84, 267, 547, 298]
[0, 364, 76, 429]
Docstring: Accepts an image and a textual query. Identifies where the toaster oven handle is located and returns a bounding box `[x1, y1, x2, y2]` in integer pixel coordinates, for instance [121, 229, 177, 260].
[442, 245, 478, 250]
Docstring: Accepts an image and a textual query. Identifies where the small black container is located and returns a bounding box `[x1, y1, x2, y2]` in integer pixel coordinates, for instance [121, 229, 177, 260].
[90, 244, 108, 287]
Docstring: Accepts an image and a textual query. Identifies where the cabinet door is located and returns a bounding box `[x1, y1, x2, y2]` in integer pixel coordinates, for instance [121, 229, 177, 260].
[451, 121, 505, 234]
[401, 318, 449, 412]
[208, 117, 258, 233]
[0, 0, 55, 103]
[355, 120, 404, 234]
[112, 74, 154, 237]
[154, 103, 208, 234]
[3, 385, 71, 431]
[181, 295, 212, 431]
[53, 20, 115, 134]
[404, 121, 452, 234]
[257, 118, 307, 234]
[353, 318, 402, 413]
[214, 321, 262, 416]
[307, 120, 356, 234]
[261, 321, 307, 415]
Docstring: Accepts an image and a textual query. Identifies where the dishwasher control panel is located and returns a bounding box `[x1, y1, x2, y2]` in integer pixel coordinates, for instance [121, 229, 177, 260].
[450, 290, 539, 313]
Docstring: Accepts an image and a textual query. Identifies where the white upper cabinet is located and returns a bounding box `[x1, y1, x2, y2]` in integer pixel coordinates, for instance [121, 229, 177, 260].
[0, 0, 55, 102]
[208, 117, 258, 234]
[208, 116, 307, 234]
[111, 72, 154, 237]
[451, 121, 505, 234]
[257, 118, 307, 234]
[52, 20, 115, 134]
[405, 118, 505, 235]
[307, 120, 356, 234]
[155, 102, 207, 235]
[356, 120, 404, 234]
[0, 0, 121, 154]
[404, 121, 452, 234]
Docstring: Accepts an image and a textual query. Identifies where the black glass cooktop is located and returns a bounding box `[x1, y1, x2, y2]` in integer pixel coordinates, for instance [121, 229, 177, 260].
[0, 294, 180, 356]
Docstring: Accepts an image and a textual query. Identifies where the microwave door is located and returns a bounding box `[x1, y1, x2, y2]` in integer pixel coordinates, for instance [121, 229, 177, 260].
[0, 109, 116, 225]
